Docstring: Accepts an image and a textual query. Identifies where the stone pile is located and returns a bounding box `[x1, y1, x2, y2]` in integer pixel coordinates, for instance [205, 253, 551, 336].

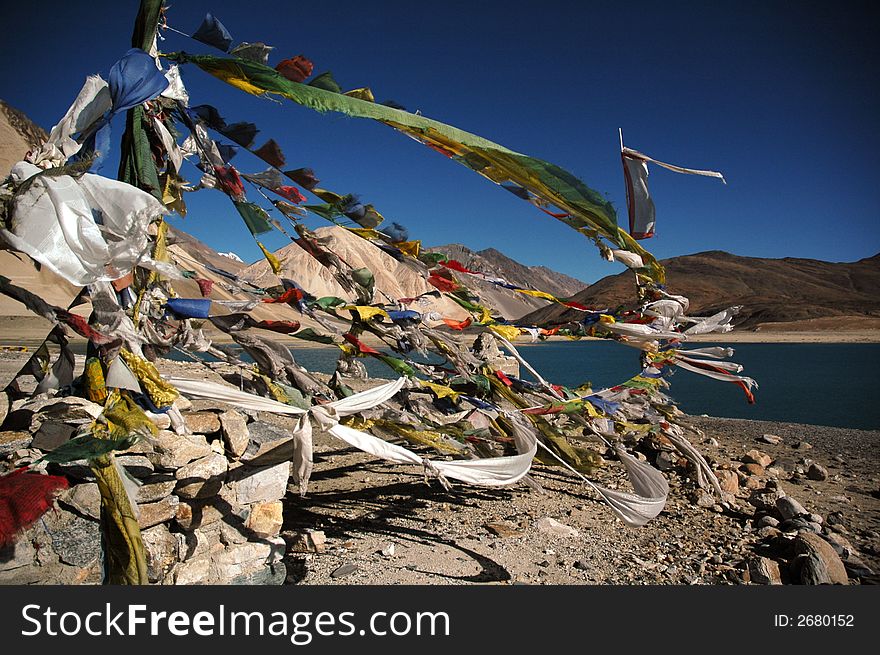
[0, 392, 295, 585]
[744, 480, 875, 585]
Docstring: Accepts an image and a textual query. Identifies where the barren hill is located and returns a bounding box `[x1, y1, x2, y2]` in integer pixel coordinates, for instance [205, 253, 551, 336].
[428, 243, 587, 319]
[520, 250, 880, 331]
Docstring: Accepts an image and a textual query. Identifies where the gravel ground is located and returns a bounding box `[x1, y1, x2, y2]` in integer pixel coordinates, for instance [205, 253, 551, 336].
[2, 351, 877, 585]
[278, 416, 879, 585]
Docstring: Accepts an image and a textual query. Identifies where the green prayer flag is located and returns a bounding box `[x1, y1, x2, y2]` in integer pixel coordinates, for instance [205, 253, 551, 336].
[234, 200, 273, 235]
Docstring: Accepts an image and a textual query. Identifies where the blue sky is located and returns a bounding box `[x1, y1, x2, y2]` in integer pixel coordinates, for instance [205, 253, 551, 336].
[1, 0, 877, 283]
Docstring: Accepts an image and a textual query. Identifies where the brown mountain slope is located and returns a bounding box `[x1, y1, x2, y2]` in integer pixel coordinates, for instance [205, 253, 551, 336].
[519, 250, 880, 330]
[0, 100, 47, 176]
[239, 226, 469, 321]
[429, 243, 587, 319]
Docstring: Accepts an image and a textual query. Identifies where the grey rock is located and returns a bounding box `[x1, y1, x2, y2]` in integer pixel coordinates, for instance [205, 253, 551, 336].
[30, 421, 75, 451]
[240, 421, 297, 466]
[219, 410, 249, 458]
[535, 517, 580, 538]
[229, 562, 286, 586]
[58, 482, 101, 520]
[760, 434, 782, 445]
[655, 451, 677, 471]
[757, 526, 782, 539]
[175, 453, 228, 499]
[806, 463, 828, 481]
[214, 541, 275, 570]
[173, 556, 213, 584]
[756, 515, 780, 528]
[794, 441, 813, 450]
[45, 510, 102, 567]
[693, 490, 716, 508]
[181, 524, 225, 561]
[776, 496, 808, 520]
[748, 487, 786, 513]
[331, 563, 359, 579]
[224, 461, 290, 504]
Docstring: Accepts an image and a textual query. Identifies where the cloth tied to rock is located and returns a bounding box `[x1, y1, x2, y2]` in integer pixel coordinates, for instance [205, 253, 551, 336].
[165, 376, 537, 496]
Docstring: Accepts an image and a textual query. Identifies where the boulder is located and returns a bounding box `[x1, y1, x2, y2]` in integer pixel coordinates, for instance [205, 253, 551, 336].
[116, 454, 155, 479]
[175, 500, 225, 531]
[58, 482, 101, 520]
[806, 463, 828, 481]
[791, 532, 849, 585]
[136, 475, 178, 503]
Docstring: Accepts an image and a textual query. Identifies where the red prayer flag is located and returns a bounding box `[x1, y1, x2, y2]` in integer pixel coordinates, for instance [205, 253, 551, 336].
[276, 55, 314, 83]
[0, 469, 69, 547]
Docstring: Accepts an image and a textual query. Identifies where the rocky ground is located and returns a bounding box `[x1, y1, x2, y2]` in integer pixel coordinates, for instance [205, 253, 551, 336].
[280, 414, 880, 586]
[1, 351, 878, 586]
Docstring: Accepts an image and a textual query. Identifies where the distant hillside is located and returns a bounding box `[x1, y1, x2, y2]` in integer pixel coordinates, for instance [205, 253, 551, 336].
[520, 250, 880, 330]
[0, 100, 46, 176]
[429, 243, 587, 319]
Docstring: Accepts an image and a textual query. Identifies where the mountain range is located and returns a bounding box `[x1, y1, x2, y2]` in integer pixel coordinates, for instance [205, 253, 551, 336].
[1, 99, 877, 336]
[519, 250, 880, 330]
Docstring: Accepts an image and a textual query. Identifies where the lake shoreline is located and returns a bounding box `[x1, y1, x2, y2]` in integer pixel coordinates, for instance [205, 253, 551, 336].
[2, 314, 879, 347]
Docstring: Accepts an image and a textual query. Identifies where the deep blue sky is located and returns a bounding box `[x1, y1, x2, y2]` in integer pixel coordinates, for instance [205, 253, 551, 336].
[2, 1, 877, 283]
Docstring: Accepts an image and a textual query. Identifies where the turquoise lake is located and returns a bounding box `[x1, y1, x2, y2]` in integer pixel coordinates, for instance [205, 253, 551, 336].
[273, 341, 879, 430]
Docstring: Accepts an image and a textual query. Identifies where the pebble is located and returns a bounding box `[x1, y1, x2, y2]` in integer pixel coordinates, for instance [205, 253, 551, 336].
[330, 563, 359, 579]
[693, 490, 716, 508]
[794, 441, 813, 450]
[485, 521, 524, 538]
[379, 543, 396, 557]
[535, 517, 580, 538]
[760, 434, 782, 445]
